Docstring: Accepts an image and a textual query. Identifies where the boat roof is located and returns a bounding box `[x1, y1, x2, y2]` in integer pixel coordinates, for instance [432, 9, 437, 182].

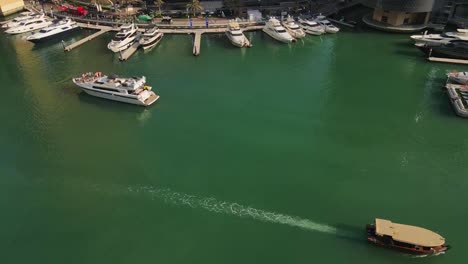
[374, 219, 445, 247]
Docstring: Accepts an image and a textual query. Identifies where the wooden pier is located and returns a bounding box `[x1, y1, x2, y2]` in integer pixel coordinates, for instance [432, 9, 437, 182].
[327, 18, 355, 28]
[119, 39, 141, 61]
[63, 28, 111, 51]
[428, 57, 468, 65]
[193, 32, 201, 56]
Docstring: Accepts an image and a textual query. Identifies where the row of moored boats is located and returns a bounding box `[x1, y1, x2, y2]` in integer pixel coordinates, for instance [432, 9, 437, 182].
[227, 16, 339, 47]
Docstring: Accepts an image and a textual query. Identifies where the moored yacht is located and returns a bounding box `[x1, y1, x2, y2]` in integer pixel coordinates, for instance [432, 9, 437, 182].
[367, 218, 450, 255]
[107, 23, 139, 53]
[262, 17, 294, 43]
[139, 25, 163, 50]
[26, 18, 79, 43]
[298, 18, 325, 35]
[225, 21, 250, 47]
[1, 12, 38, 28]
[281, 16, 305, 39]
[315, 16, 340, 33]
[72, 72, 159, 106]
[5, 16, 52, 34]
[411, 30, 468, 46]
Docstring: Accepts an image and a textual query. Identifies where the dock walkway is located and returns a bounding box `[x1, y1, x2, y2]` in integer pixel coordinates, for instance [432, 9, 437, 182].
[64, 27, 111, 51]
[428, 56, 468, 65]
[193, 32, 201, 56]
[119, 39, 141, 61]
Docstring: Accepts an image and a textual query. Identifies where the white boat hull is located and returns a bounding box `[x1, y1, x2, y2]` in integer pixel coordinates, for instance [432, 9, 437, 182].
[80, 87, 158, 106]
[262, 27, 293, 43]
[5, 21, 53, 34]
[141, 32, 163, 50]
[226, 32, 247, 47]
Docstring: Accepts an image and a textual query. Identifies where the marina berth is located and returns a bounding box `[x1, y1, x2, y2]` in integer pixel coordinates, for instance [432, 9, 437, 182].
[107, 23, 139, 53]
[139, 25, 163, 50]
[298, 18, 325, 35]
[72, 72, 159, 106]
[366, 218, 450, 255]
[26, 18, 79, 43]
[263, 17, 294, 43]
[5, 16, 52, 34]
[281, 16, 305, 39]
[225, 21, 250, 48]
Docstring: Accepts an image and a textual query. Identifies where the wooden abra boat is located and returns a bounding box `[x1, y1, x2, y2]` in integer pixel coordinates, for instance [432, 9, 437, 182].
[366, 219, 450, 255]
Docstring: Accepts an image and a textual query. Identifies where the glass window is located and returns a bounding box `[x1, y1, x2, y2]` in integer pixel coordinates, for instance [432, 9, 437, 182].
[381, 16, 388, 23]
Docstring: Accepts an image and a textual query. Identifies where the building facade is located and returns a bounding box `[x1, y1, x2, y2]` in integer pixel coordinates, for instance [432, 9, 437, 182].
[0, 0, 24, 17]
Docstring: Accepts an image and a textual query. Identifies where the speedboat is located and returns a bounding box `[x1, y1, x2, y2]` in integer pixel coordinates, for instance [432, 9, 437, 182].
[107, 23, 139, 53]
[281, 16, 305, 39]
[139, 25, 163, 50]
[447, 71, 468, 84]
[262, 17, 294, 43]
[1, 12, 38, 28]
[367, 218, 450, 255]
[225, 21, 250, 47]
[417, 40, 468, 60]
[26, 18, 79, 43]
[72, 72, 159, 106]
[5, 16, 52, 34]
[298, 18, 325, 35]
[314, 15, 340, 33]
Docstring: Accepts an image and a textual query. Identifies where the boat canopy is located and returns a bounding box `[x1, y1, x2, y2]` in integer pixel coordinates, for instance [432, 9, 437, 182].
[374, 219, 445, 247]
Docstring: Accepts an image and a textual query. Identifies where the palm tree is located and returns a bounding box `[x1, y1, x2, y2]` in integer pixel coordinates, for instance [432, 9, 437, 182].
[154, 0, 164, 16]
[186, 0, 203, 17]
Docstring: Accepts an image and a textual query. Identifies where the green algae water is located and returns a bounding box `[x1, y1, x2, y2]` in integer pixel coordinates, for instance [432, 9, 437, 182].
[1, 29, 468, 264]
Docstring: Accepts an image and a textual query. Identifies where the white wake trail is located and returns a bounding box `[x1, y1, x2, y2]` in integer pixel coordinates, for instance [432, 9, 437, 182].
[127, 186, 337, 235]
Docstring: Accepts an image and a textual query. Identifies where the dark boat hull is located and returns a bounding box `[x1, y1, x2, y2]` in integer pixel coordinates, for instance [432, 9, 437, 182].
[366, 224, 450, 255]
[418, 45, 468, 60]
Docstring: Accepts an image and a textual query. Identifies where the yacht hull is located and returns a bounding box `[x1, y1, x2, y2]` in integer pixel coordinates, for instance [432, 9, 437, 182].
[418, 45, 468, 60]
[27, 26, 80, 43]
[141, 33, 163, 50]
[262, 28, 293, 43]
[225, 32, 246, 47]
[80, 87, 159, 106]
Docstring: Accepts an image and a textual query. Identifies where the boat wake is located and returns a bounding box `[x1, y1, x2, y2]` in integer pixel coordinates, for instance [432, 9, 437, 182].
[126, 185, 338, 235]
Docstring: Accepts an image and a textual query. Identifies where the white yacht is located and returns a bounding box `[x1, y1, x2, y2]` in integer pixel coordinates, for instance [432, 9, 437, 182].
[281, 16, 305, 39]
[72, 72, 159, 106]
[262, 17, 294, 43]
[139, 25, 163, 50]
[314, 16, 340, 33]
[26, 18, 79, 43]
[298, 18, 325, 35]
[411, 30, 468, 45]
[1, 12, 38, 28]
[225, 21, 250, 47]
[5, 16, 52, 34]
[107, 24, 139, 53]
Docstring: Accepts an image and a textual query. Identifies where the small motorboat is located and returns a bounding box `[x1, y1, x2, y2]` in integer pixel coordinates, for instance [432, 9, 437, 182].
[366, 218, 450, 255]
[447, 71, 468, 84]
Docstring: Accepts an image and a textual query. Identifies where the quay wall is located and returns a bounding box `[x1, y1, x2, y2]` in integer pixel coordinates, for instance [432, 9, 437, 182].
[0, 0, 24, 17]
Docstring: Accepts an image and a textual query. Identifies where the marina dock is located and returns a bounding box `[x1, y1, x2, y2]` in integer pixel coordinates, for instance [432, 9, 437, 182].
[428, 57, 468, 65]
[193, 32, 201, 56]
[119, 39, 141, 61]
[63, 27, 111, 51]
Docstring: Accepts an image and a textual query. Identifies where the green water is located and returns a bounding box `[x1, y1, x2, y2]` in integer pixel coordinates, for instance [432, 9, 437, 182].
[1, 29, 467, 263]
